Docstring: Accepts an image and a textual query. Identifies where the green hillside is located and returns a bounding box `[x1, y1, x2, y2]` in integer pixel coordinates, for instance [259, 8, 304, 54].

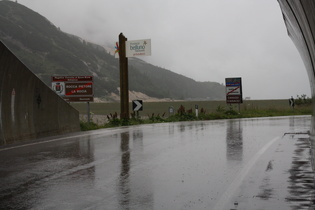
[0, 1, 225, 101]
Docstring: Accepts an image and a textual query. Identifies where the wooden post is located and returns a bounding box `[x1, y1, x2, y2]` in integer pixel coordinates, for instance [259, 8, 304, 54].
[119, 33, 129, 119]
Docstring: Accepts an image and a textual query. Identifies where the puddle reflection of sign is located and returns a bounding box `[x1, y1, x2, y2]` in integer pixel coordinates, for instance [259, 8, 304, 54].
[52, 76, 94, 102]
[225, 77, 243, 104]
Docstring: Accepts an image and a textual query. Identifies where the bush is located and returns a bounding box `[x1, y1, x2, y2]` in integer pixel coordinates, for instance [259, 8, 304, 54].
[148, 113, 166, 123]
[80, 121, 99, 131]
[107, 118, 121, 127]
[216, 105, 225, 113]
[224, 110, 238, 115]
[295, 94, 312, 106]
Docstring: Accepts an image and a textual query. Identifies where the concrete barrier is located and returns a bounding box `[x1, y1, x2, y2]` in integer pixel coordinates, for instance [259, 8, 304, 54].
[0, 41, 80, 145]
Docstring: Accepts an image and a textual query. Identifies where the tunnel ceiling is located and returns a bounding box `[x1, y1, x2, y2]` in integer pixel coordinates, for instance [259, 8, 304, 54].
[277, 0, 315, 96]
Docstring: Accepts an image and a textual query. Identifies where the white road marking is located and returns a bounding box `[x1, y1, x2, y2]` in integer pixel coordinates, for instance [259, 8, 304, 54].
[0, 128, 123, 152]
[212, 136, 281, 210]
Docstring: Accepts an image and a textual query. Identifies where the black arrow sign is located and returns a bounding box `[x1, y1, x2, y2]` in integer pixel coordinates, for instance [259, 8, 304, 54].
[132, 100, 143, 111]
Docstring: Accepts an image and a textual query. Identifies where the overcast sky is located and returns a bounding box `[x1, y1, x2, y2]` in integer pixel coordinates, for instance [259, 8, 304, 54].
[17, 0, 311, 99]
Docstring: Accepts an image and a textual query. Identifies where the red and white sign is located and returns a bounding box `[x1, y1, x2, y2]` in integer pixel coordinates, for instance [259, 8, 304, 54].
[225, 77, 243, 104]
[52, 76, 94, 102]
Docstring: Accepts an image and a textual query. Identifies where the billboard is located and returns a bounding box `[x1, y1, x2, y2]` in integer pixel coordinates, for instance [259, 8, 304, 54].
[225, 77, 243, 104]
[52, 76, 94, 102]
[126, 39, 151, 57]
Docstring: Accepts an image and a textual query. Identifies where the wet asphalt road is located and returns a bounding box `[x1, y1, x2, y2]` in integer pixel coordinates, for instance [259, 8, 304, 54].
[0, 116, 314, 209]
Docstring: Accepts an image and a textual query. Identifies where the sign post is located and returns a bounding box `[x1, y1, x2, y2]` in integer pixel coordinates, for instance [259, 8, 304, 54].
[169, 106, 174, 116]
[117, 33, 151, 120]
[119, 33, 129, 120]
[195, 105, 199, 117]
[87, 101, 90, 123]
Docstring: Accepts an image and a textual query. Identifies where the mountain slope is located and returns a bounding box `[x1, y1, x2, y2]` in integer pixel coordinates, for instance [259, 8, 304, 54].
[0, 1, 225, 101]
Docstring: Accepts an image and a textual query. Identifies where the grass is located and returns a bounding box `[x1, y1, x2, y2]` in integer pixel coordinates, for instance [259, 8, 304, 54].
[72, 99, 297, 116]
[75, 100, 312, 131]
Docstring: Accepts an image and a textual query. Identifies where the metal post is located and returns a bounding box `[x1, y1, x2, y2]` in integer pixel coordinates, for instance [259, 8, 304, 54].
[169, 106, 174, 117]
[87, 102, 90, 123]
[195, 105, 198, 118]
[119, 33, 129, 120]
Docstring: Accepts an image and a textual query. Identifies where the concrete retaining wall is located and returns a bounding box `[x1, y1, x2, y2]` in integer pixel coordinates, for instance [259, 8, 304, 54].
[0, 41, 80, 145]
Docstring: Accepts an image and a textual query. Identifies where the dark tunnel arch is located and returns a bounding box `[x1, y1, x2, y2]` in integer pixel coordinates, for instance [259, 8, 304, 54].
[277, 0, 315, 170]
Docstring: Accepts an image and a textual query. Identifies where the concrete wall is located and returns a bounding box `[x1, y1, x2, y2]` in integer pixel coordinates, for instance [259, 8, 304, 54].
[0, 41, 80, 145]
[277, 0, 315, 169]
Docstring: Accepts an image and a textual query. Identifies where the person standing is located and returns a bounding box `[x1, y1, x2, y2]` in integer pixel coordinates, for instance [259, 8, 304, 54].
[289, 96, 295, 109]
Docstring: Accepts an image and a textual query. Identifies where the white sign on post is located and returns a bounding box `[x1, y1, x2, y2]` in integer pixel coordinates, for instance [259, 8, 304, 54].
[126, 39, 151, 57]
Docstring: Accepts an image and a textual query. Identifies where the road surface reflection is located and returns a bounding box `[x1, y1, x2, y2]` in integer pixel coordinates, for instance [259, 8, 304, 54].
[0, 116, 314, 209]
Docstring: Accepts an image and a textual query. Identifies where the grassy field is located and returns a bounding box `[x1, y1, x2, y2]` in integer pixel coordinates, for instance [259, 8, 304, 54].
[71, 99, 311, 117]
[72, 99, 312, 130]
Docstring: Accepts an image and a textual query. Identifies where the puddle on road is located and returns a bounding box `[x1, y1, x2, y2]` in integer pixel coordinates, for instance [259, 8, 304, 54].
[227, 134, 315, 210]
[286, 138, 315, 209]
[255, 137, 315, 209]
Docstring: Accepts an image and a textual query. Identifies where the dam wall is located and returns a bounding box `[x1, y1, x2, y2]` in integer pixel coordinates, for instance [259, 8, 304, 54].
[0, 41, 80, 145]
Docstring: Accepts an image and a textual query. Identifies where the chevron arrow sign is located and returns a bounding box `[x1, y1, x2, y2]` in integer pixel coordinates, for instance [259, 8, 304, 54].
[132, 100, 143, 111]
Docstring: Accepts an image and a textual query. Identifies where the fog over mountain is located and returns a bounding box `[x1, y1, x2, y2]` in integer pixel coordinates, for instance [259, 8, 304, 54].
[16, 0, 312, 99]
[0, 1, 226, 101]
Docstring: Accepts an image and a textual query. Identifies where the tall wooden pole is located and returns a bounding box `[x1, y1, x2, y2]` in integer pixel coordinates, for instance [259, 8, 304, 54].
[119, 33, 129, 119]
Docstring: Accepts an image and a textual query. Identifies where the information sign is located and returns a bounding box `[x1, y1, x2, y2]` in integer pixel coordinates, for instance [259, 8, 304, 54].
[52, 76, 94, 102]
[126, 39, 151, 57]
[225, 77, 243, 104]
